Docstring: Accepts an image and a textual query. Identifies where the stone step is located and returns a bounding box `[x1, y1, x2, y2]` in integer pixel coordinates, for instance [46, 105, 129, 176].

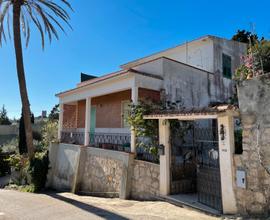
[78, 191, 119, 198]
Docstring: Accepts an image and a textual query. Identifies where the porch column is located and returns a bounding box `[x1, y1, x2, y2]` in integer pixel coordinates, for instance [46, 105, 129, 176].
[217, 115, 237, 214]
[159, 119, 170, 196]
[58, 103, 64, 140]
[131, 86, 138, 153]
[84, 97, 91, 146]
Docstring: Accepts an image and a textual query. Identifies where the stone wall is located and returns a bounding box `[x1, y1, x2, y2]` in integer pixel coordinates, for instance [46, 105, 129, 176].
[235, 74, 270, 216]
[0, 125, 18, 135]
[79, 148, 128, 195]
[131, 160, 160, 200]
[48, 143, 161, 200]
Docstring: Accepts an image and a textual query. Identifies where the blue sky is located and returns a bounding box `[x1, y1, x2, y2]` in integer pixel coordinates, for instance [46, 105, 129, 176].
[1, 0, 269, 118]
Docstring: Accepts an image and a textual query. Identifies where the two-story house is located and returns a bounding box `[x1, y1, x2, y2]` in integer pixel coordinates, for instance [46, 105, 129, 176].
[56, 35, 246, 153]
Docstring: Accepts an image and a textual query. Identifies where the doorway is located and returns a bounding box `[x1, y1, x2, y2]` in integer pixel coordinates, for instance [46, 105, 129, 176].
[170, 119, 222, 212]
[90, 106, 96, 144]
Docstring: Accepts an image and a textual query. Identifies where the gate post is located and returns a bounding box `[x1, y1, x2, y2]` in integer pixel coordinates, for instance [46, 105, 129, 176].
[217, 114, 237, 214]
[159, 119, 171, 196]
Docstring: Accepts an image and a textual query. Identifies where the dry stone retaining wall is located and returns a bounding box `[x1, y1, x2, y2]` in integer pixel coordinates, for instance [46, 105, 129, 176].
[131, 160, 160, 200]
[48, 143, 160, 200]
[80, 149, 124, 194]
[236, 74, 270, 216]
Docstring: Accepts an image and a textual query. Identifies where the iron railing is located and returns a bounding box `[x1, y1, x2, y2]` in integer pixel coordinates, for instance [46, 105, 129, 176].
[60, 131, 160, 163]
[61, 131, 85, 145]
[60, 131, 131, 149]
[89, 132, 131, 151]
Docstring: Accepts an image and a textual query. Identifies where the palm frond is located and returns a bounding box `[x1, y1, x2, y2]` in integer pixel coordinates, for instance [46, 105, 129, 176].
[25, 0, 73, 48]
[0, 1, 11, 46]
[0, 0, 72, 49]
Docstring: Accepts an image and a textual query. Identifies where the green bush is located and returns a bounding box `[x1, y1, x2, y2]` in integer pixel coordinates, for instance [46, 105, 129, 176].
[0, 152, 11, 176]
[33, 131, 42, 142]
[41, 120, 58, 149]
[28, 151, 49, 192]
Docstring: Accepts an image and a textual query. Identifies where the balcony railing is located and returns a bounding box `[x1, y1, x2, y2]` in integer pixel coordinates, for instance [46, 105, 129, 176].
[90, 132, 130, 145]
[60, 131, 131, 150]
[60, 130, 159, 163]
[61, 131, 85, 145]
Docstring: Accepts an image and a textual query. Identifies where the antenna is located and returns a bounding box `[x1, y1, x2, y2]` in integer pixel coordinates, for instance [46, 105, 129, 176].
[186, 41, 188, 64]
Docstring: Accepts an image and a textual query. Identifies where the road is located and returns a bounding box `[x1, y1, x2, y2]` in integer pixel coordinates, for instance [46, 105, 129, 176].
[0, 189, 219, 220]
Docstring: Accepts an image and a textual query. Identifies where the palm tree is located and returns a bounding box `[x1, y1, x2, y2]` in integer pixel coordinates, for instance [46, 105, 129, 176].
[0, 0, 72, 158]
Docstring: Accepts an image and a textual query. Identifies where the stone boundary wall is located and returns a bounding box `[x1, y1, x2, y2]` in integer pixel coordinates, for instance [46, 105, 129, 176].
[235, 74, 270, 216]
[77, 147, 133, 198]
[131, 160, 160, 200]
[48, 143, 159, 200]
[0, 125, 18, 135]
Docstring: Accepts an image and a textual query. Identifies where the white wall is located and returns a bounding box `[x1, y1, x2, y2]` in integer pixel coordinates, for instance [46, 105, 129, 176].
[0, 125, 18, 135]
[49, 143, 81, 191]
[124, 37, 214, 73]
[165, 39, 214, 73]
[213, 37, 247, 76]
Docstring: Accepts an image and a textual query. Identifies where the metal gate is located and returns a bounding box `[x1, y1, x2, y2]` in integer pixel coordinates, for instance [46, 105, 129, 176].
[195, 125, 222, 211]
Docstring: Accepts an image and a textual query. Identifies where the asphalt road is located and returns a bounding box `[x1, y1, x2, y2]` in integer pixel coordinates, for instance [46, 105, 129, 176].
[0, 189, 219, 220]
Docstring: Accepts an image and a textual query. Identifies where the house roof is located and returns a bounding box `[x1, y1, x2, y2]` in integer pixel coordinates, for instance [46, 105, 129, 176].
[144, 105, 239, 119]
[56, 69, 163, 97]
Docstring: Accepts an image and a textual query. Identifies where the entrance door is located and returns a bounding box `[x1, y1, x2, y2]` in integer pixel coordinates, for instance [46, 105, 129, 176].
[195, 122, 222, 211]
[90, 107, 96, 143]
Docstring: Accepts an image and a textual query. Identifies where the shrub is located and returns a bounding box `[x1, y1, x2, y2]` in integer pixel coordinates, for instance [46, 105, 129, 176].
[6, 154, 29, 185]
[41, 120, 58, 149]
[28, 151, 49, 192]
[1, 138, 18, 153]
[0, 152, 11, 176]
[33, 131, 42, 142]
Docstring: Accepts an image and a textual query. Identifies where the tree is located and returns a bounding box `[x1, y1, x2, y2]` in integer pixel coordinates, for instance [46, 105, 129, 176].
[232, 29, 260, 46]
[0, 105, 11, 125]
[48, 104, 59, 121]
[19, 110, 35, 154]
[254, 40, 270, 73]
[0, 0, 72, 158]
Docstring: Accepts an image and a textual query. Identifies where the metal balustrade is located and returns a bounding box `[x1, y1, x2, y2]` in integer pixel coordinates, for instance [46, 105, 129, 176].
[61, 131, 85, 145]
[60, 131, 131, 149]
[89, 132, 131, 148]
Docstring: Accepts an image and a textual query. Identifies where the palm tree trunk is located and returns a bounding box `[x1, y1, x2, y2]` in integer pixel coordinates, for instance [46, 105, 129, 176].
[13, 0, 34, 158]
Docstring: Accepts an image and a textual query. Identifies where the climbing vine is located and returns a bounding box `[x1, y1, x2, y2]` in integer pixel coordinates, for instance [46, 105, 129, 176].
[127, 100, 160, 156]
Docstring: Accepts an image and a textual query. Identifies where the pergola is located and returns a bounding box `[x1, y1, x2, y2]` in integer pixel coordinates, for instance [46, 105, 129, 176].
[144, 105, 239, 214]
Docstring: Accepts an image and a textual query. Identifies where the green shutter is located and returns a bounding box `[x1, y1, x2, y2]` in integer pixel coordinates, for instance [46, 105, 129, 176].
[222, 54, 232, 78]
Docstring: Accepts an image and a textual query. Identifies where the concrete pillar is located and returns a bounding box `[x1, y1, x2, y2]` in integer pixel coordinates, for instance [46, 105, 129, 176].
[159, 119, 170, 196]
[217, 115, 237, 214]
[84, 97, 91, 146]
[130, 86, 138, 153]
[119, 153, 135, 199]
[131, 86, 138, 104]
[58, 103, 64, 140]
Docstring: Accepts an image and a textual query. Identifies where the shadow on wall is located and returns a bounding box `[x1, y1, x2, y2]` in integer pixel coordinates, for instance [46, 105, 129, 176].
[47, 191, 129, 220]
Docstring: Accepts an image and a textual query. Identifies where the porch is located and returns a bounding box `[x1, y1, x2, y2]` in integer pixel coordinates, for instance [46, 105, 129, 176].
[58, 88, 160, 153]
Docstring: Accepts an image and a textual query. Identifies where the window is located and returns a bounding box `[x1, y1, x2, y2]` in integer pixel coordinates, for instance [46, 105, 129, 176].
[222, 54, 232, 78]
[121, 101, 131, 128]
